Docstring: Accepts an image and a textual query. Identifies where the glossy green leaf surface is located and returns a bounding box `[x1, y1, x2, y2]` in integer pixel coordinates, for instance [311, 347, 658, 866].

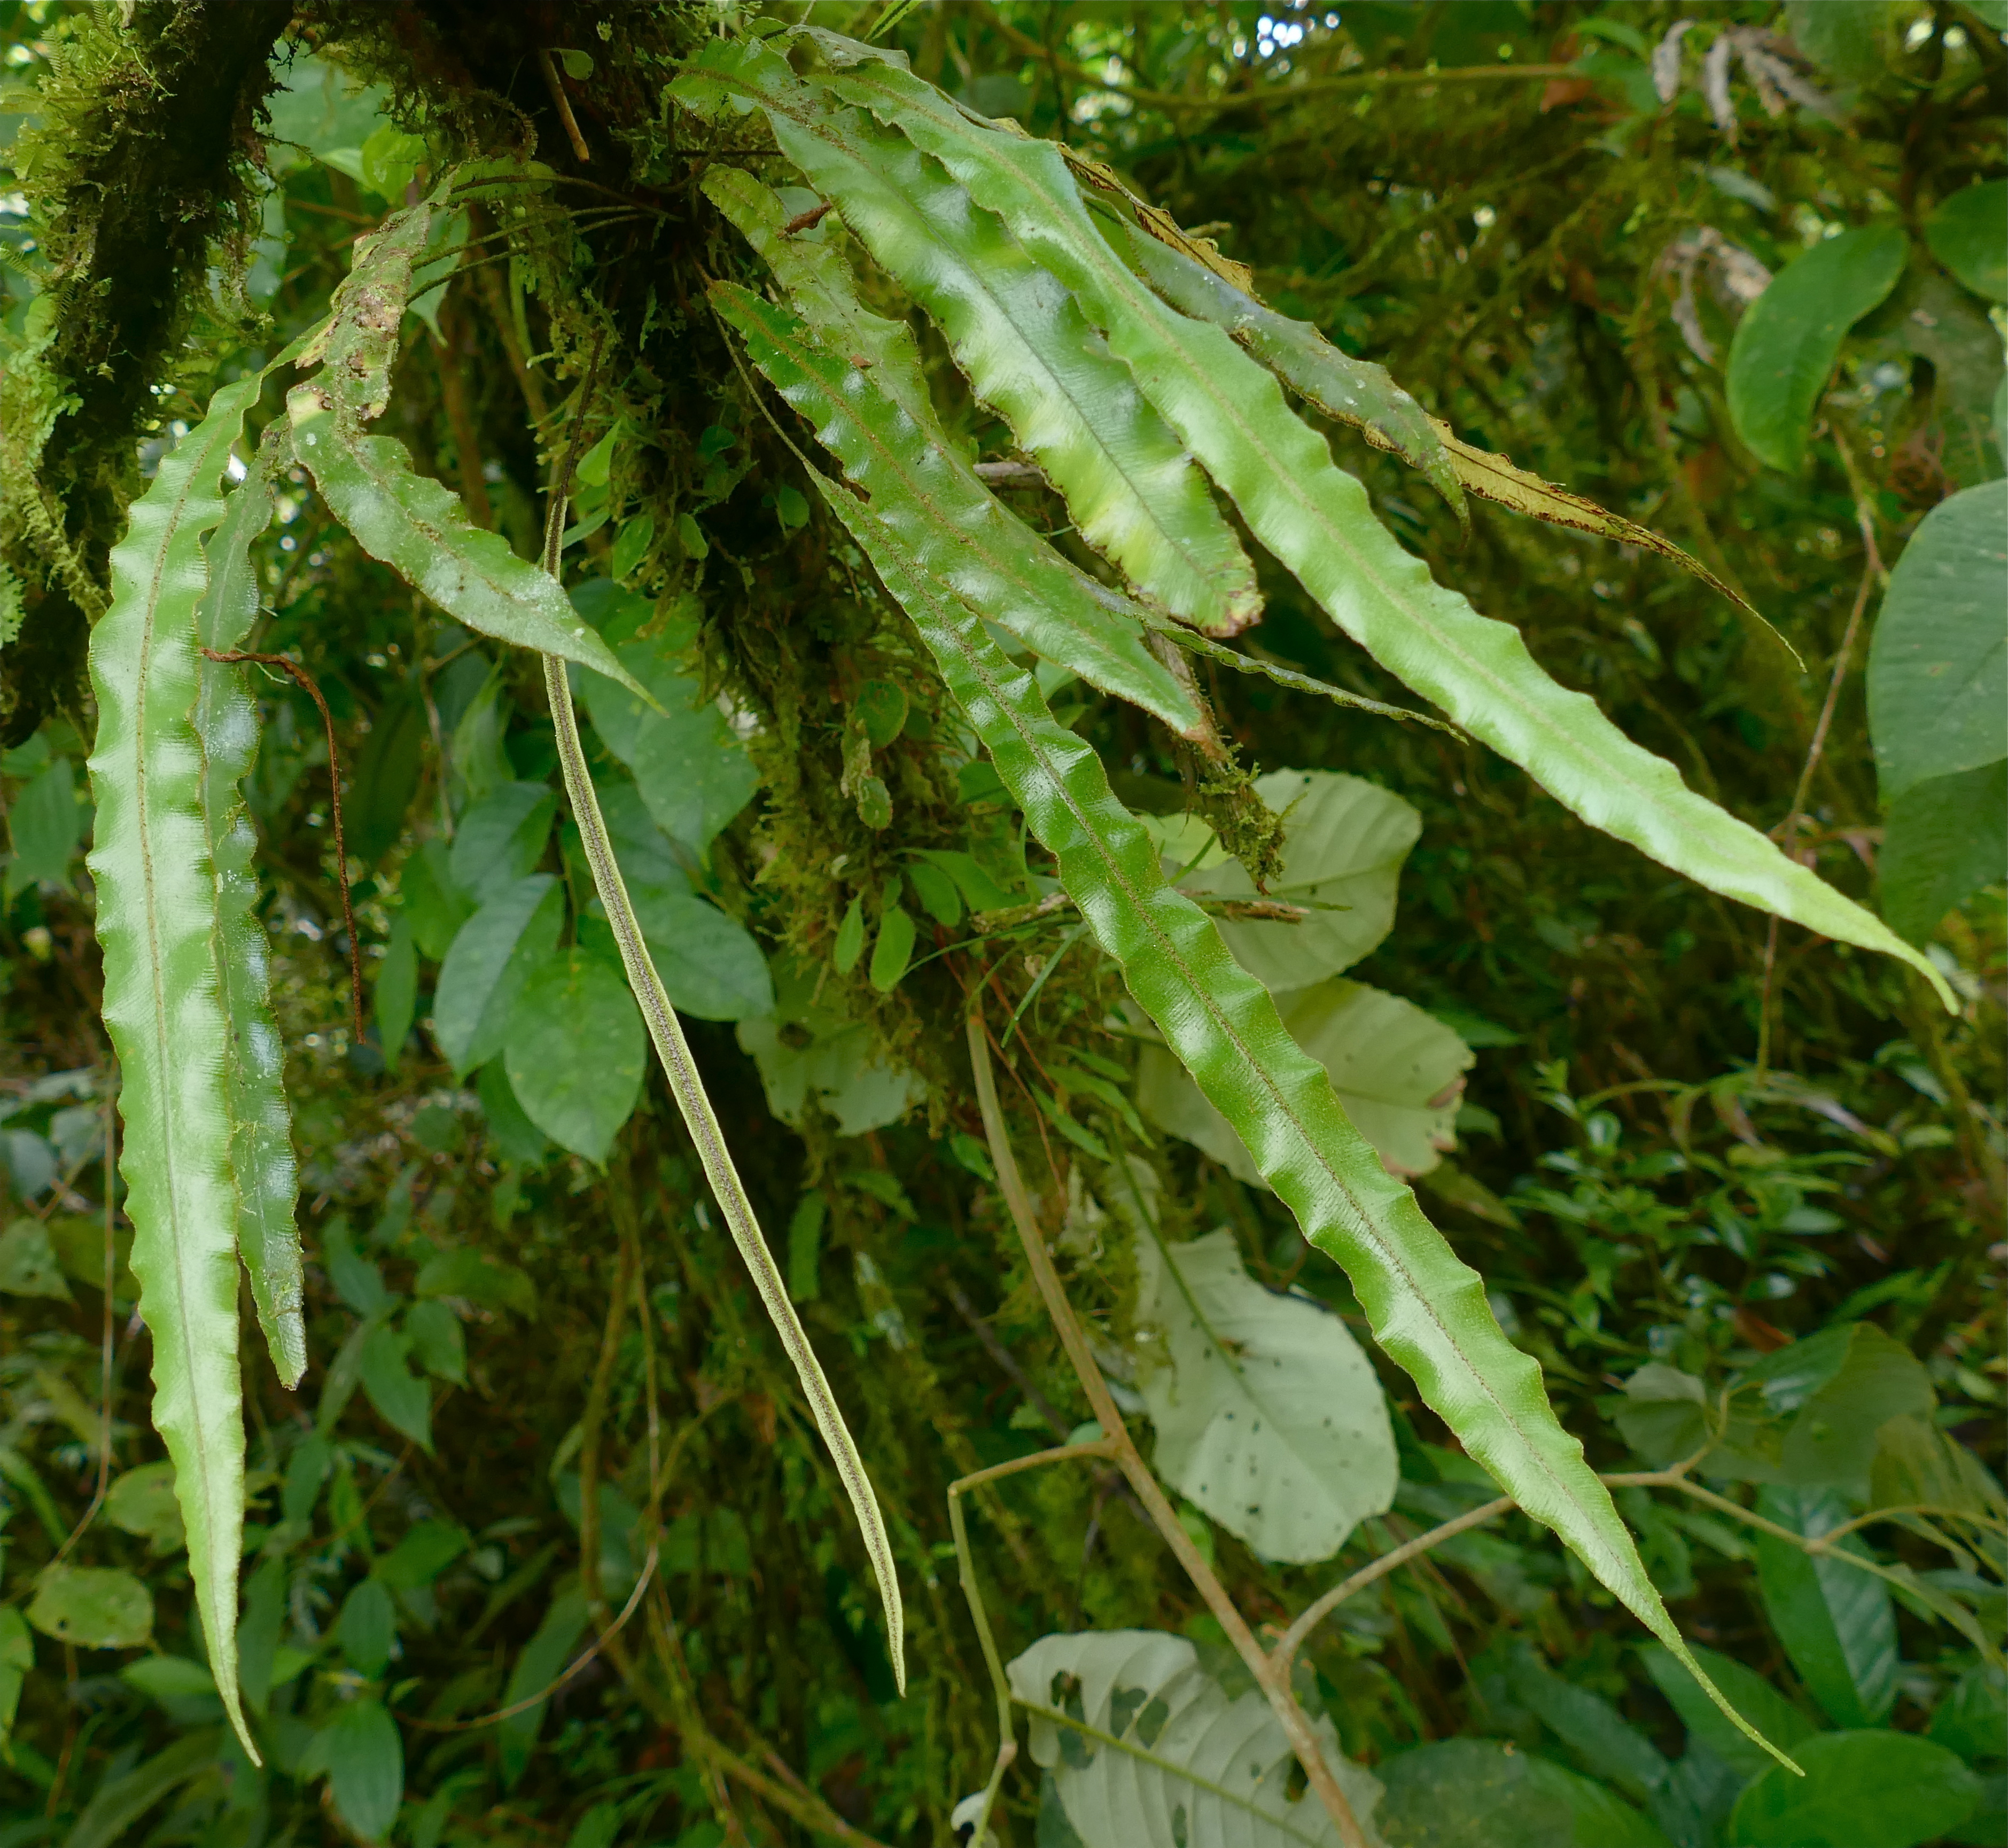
[320, 1695, 403, 1840]
[1731, 1730, 1981, 1848]
[1867, 481, 2007, 799]
[1139, 979, 1470, 1182]
[1107, 207, 1458, 514]
[1112, 213, 1757, 623]
[1926, 181, 2008, 304]
[192, 429, 305, 1388]
[1641, 1641, 1820, 1785]
[1879, 761, 2008, 946]
[709, 276, 1200, 736]
[692, 67, 1260, 635]
[812, 55, 1949, 1010]
[503, 948, 648, 1164]
[1135, 1228, 1397, 1563]
[1726, 225, 1909, 472]
[284, 204, 644, 701]
[784, 431, 1780, 1764]
[1755, 1484, 1897, 1727]
[431, 875, 563, 1078]
[84, 372, 267, 1759]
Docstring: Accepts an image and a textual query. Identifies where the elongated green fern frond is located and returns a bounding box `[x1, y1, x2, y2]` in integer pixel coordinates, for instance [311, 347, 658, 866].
[801, 46, 1950, 1011]
[676, 43, 1262, 636]
[285, 204, 650, 701]
[1106, 212, 1781, 642]
[86, 373, 270, 1761]
[193, 424, 305, 1387]
[705, 272, 1200, 736]
[722, 281, 1796, 1774]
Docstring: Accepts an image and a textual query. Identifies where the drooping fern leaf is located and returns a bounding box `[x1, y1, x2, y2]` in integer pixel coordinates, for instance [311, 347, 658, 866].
[193, 422, 305, 1388]
[715, 276, 1795, 1772]
[702, 167, 1201, 731]
[86, 371, 274, 1760]
[278, 188, 906, 1683]
[692, 45, 1262, 635]
[781, 37, 1949, 1011]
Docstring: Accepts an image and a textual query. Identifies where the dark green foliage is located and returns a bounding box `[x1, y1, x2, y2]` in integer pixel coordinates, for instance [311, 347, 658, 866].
[1, 2, 2002, 1845]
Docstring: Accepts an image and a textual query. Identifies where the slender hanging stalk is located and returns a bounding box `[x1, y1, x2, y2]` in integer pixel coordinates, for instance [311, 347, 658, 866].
[966, 1007, 1369, 1847]
[533, 366, 904, 1691]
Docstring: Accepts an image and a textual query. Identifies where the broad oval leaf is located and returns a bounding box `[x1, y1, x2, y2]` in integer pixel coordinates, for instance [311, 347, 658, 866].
[430, 874, 563, 1078]
[27, 1565, 154, 1650]
[1926, 180, 2008, 304]
[335, 1575, 398, 1679]
[1867, 480, 2008, 800]
[1007, 1629, 1386, 1848]
[1135, 1228, 1397, 1562]
[1878, 760, 2008, 946]
[1139, 980, 1470, 1182]
[736, 962, 924, 1136]
[0, 1215, 72, 1301]
[1179, 770, 1420, 993]
[359, 1323, 433, 1453]
[320, 1696, 404, 1841]
[579, 635, 760, 856]
[1730, 1730, 1981, 1848]
[449, 781, 556, 904]
[810, 58, 1948, 1009]
[104, 1462, 185, 1555]
[503, 948, 647, 1164]
[1725, 224, 1910, 473]
[4, 754, 81, 895]
[1754, 1483, 1897, 1727]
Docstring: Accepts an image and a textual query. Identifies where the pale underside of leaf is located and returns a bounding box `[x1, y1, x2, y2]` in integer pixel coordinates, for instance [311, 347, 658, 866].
[1137, 1229, 1398, 1563]
[784, 397, 1792, 1767]
[193, 424, 305, 1387]
[680, 45, 1262, 635]
[85, 375, 266, 1761]
[819, 56, 1949, 1018]
[1009, 1629, 1381, 1848]
[708, 278, 1202, 736]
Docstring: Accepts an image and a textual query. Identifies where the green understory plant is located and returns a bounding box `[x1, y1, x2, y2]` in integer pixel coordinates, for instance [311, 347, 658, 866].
[2, 3, 2002, 1844]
